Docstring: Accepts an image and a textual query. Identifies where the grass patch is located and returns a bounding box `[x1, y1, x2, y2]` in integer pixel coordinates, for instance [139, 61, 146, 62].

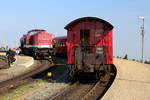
[0, 79, 49, 100]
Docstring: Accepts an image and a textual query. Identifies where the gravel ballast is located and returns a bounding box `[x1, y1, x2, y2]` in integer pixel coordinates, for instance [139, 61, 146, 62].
[4, 57, 70, 100]
[17, 82, 69, 100]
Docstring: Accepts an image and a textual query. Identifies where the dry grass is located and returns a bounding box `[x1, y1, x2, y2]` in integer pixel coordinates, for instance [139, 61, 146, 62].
[0, 79, 48, 100]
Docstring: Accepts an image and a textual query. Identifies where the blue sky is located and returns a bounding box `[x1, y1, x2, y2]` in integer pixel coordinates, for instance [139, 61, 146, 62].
[0, 0, 150, 60]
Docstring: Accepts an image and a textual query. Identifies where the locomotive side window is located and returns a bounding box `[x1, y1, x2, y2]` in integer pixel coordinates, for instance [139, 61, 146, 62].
[80, 29, 90, 46]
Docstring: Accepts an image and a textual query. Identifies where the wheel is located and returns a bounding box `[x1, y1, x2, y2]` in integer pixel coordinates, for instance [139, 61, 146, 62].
[33, 52, 38, 59]
[96, 71, 100, 80]
[105, 65, 112, 72]
[68, 65, 77, 81]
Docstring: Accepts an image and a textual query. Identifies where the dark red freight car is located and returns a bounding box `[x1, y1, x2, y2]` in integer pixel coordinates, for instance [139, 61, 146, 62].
[65, 17, 114, 79]
[53, 36, 67, 56]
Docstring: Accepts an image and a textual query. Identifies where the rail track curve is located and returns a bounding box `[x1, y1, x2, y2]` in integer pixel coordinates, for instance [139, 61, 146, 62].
[0, 60, 52, 90]
[49, 64, 117, 100]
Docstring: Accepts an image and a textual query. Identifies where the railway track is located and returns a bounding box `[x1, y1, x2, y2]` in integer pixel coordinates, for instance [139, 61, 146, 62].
[0, 77, 35, 95]
[0, 60, 52, 92]
[49, 64, 117, 100]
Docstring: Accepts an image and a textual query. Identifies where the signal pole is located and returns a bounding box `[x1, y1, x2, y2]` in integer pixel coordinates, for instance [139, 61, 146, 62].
[139, 16, 144, 63]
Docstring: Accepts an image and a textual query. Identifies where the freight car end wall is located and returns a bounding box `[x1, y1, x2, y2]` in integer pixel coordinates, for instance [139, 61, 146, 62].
[65, 17, 113, 65]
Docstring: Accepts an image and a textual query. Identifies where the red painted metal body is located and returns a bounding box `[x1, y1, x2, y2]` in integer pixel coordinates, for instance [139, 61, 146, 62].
[20, 29, 55, 58]
[21, 29, 54, 48]
[65, 17, 113, 65]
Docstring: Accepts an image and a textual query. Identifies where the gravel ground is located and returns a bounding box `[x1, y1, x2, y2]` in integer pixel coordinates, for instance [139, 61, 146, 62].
[15, 71, 71, 100]
[0, 78, 69, 100]
[102, 58, 150, 100]
[0, 55, 34, 82]
[0, 52, 5, 55]
[17, 58, 71, 100]
[17, 82, 69, 100]
[2, 56, 149, 100]
[0, 57, 70, 100]
[13, 56, 34, 67]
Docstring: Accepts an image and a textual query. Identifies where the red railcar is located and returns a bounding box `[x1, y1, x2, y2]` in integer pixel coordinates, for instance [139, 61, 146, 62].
[65, 17, 114, 79]
[20, 29, 55, 59]
[53, 36, 67, 56]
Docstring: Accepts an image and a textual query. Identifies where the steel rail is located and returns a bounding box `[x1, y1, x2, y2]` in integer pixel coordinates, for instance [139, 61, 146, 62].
[49, 64, 117, 100]
[0, 60, 52, 90]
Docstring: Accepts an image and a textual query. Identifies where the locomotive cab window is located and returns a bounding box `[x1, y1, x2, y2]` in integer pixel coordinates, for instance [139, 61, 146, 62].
[80, 29, 90, 46]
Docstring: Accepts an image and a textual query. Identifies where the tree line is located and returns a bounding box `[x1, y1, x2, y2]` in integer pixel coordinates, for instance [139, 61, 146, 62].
[116, 54, 150, 64]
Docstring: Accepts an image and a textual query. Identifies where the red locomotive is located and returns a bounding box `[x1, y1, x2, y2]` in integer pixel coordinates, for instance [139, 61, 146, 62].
[65, 17, 114, 79]
[20, 29, 55, 59]
[53, 36, 67, 56]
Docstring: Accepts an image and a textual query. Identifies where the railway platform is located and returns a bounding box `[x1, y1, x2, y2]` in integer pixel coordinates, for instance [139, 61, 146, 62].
[102, 58, 150, 100]
[0, 55, 34, 83]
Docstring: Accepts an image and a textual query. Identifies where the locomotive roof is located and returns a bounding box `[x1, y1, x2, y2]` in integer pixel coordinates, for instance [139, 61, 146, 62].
[28, 29, 46, 33]
[64, 17, 114, 30]
[54, 36, 67, 40]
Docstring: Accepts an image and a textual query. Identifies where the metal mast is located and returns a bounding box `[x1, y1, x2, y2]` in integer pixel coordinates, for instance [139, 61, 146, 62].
[139, 16, 145, 63]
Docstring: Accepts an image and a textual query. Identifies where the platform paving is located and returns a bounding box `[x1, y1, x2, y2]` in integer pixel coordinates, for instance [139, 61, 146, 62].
[102, 58, 150, 100]
[0, 55, 34, 82]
